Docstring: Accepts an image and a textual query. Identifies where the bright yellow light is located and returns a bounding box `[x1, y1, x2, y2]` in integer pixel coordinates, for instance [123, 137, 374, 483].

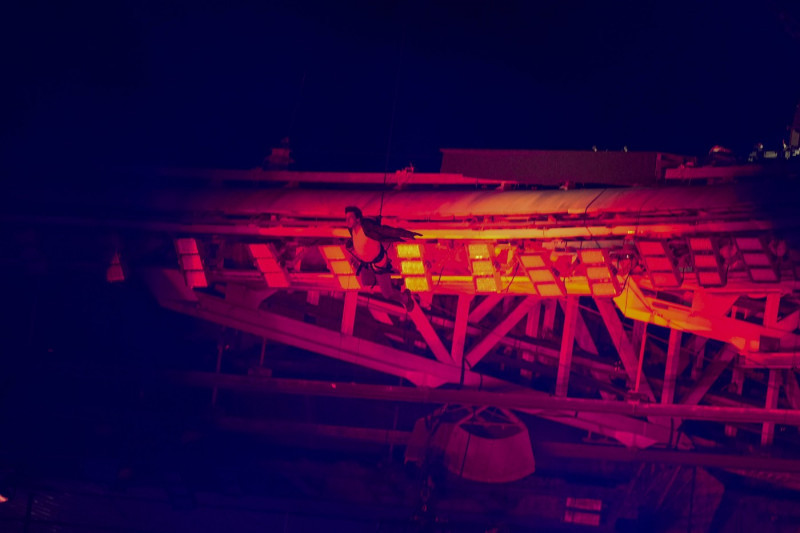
[321, 245, 346, 260]
[470, 259, 495, 276]
[468, 243, 491, 259]
[330, 260, 354, 275]
[475, 276, 499, 293]
[401, 260, 426, 275]
[405, 276, 430, 292]
[396, 243, 422, 259]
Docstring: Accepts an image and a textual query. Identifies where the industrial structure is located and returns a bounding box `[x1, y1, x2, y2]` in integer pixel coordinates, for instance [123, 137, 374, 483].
[2, 148, 800, 531]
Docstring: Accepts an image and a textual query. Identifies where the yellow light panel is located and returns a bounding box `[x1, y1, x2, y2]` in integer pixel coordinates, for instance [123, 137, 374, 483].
[468, 243, 491, 259]
[519, 255, 546, 269]
[338, 275, 361, 290]
[475, 276, 500, 293]
[471, 259, 495, 276]
[591, 282, 619, 296]
[527, 269, 555, 283]
[579, 249, 606, 264]
[586, 266, 612, 280]
[405, 276, 431, 292]
[330, 260, 354, 275]
[401, 260, 426, 275]
[396, 243, 422, 259]
[321, 245, 346, 260]
[537, 283, 564, 297]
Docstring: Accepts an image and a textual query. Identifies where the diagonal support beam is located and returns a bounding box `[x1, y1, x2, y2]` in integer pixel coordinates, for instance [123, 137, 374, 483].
[408, 303, 453, 365]
[468, 294, 504, 324]
[784, 371, 800, 410]
[466, 297, 538, 367]
[341, 292, 357, 335]
[556, 296, 578, 397]
[679, 344, 737, 406]
[662, 329, 682, 405]
[451, 294, 473, 364]
[559, 299, 598, 355]
[596, 300, 656, 402]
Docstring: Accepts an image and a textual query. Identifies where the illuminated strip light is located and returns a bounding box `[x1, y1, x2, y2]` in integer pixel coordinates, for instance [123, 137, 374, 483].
[578, 249, 621, 297]
[518, 252, 566, 297]
[688, 237, 724, 287]
[248, 243, 290, 288]
[636, 240, 681, 288]
[175, 238, 208, 288]
[468, 243, 501, 293]
[106, 251, 125, 283]
[395, 243, 433, 292]
[735, 236, 779, 282]
[320, 245, 361, 290]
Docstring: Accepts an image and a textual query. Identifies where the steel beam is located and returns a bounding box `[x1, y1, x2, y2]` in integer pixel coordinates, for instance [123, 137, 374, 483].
[407, 303, 453, 364]
[171, 372, 800, 425]
[662, 329, 682, 405]
[451, 294, 473, 364]
[762, 369, 782, 446]
[679, 345, 737, 406]
[466, 297, 538, 367]
[556, 296, 578, 397]
[341, 292, 357, 335]
[469, 294, 503, 324]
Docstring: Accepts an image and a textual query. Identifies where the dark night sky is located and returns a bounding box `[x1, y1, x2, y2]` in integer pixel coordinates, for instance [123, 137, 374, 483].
[4, 1, 800, 175]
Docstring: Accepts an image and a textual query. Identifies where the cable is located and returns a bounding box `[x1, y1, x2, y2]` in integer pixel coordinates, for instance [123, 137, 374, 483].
[377, 22, 406, 223]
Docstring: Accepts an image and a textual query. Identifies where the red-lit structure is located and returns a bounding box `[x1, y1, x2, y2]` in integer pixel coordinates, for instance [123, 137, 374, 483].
[3, 150, 800, 531]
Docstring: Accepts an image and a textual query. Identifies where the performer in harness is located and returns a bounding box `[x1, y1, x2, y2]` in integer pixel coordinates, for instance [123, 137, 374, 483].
[344, 206, 418, 311]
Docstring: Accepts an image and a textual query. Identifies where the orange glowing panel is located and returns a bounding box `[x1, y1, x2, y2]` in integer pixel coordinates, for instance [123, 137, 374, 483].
[405, 276, 431, 292]
[527, 269, 556, 283]
[586, 266, 612, 280]
[643, 256, 673, 271]
[519, 254, 546, 269]
[697, 271, 723, 286]
[338, 275, 361, 290]
[320, 245, 347, 261]
[749, 268, 778, 282]
[474, 276, 500, 293]
[175, 238, 199, 255]
[471, 259, 495, 276]
[330, 260, 354, 275]
[735, 237, 763, 251]
[537, 283, 565, 297]
[579, 249, 606, 264]
[468, 243, 491, 260]
[396, 243, 422, 259]
[652, 272, 679, 286]
[637, 241, 666, 256]
[401, 260, 426, 275]
[591, 282, 619, 297]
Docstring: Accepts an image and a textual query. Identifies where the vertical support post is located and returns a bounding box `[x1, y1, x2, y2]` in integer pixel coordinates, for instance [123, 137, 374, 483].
[451, 294, 473, 365]
[259, 336, 267, 367]
[521, 300, 542, 380]
[556, 296, 578, 397]
[212, 337, 224, 407]
[634, 321, 648, 394]
[764, 293, 780, 328]
[632, 321, 646, 357]
[307, 290, 320, 306]
[724, 367, 745, 437]
[341, 292, 357, 335]
[542, 299, 557, 338]
[761, 369, 781, 446]
[662, 329, 682, 404]
[691, 341, 705, 380]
